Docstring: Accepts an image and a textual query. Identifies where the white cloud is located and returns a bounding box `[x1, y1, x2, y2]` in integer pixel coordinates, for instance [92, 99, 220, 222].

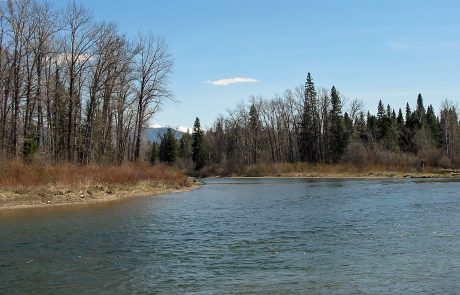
[177, 126, 191, 133]
[51, 53, 93, 65]
[150, 124, 191, 133]
[387, 40, 412, 50]
[205, 77, 259, 86]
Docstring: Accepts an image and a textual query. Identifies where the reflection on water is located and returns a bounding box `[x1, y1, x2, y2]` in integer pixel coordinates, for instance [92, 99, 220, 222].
[1, 178, 460, 294]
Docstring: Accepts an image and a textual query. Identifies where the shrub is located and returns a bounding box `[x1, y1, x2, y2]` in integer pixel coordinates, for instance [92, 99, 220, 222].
[0, 161, 188, 189]
[243, 163, 273, 177]
[341, 141, 371, 168]
[419, 149, 451, 168]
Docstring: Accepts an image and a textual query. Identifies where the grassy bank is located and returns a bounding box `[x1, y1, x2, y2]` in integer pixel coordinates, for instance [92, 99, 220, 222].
[0, 161, 195, 209]
[203, 162, 456, 178]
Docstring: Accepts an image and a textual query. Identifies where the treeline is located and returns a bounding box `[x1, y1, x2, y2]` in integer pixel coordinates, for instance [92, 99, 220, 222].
[162, 73, 460, 174]
[0, 0, 172, 164]
[150, 118, 206, 172]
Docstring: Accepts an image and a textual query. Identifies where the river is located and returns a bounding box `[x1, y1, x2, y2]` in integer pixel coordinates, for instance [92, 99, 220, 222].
[1, 178, 459, 294]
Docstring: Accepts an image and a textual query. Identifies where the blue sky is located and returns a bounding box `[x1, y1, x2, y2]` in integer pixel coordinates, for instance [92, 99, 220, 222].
[57, 0, 460, 129]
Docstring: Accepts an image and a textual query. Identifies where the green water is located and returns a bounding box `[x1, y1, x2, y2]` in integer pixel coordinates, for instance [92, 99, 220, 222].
[1, 178, 459, 294]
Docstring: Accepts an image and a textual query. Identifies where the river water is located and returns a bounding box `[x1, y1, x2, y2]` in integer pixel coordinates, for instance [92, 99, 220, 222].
[1, 178, 459, 294]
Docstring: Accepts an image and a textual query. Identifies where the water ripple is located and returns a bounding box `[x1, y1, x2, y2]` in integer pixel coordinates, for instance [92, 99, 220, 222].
[1, 178, 460, 294]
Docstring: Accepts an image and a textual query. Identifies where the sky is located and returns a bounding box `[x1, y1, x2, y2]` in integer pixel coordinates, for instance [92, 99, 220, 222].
[54, 0, 460, 130]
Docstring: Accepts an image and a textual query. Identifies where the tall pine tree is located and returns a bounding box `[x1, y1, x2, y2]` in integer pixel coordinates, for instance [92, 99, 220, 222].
[159, 128, 178, 164]
[329, 86, 346, 163]
[415, 93, 426, 128]
[192, 117, 205, 171]
[300, 73, 321, 163]
[401, 102, 417, 153]
[377, 100, 390, 140]
[425, 104, 441, 148]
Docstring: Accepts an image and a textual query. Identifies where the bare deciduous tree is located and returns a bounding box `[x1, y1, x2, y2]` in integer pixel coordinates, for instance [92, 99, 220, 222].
[133, 34, 173, 161]
[0, 0, 173, 164]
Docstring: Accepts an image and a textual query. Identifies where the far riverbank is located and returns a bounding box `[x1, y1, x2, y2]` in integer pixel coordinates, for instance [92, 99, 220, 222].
[202, 162, 459, 179]
[226, 171, 454, 179]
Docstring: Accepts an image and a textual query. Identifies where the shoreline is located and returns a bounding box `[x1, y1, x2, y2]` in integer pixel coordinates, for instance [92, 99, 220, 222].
[225, 175, 451, 179]
[0, 181, 199, 211]
[215, 171, 458, 180]
[2, 171, 457, 210]
[203, 162, 460, 180]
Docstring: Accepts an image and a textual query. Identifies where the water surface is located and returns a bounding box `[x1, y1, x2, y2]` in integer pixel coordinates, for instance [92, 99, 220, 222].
[1, 178, 459, 294]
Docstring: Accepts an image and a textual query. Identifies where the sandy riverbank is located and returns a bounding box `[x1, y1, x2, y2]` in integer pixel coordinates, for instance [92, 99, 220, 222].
[0, 161, 198, 210]
[0, 181, 198, 210]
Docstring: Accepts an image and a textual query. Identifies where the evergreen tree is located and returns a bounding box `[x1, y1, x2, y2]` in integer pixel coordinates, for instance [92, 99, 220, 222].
[159, 128, 178, 164]
[401, 102, 417, 153]
[391, 109, 397, 126]
[23, 136, 39, 163]
[405, 103, 413, 128]
[300, 73, 320, 163]
[192, 117, 205, 171]
[385, 109, 399, 151]
[397, 108, 405, 150]
[377, 100, 390, 140]
[397, 108, 404, 128]
[415, 93, 426, 128]
[425, 105, 441, 148]
[328, 86, 346, 162]
[367, 112, 378, 141]
[343, 112, 353, 135]
[356, 111, 367, 140]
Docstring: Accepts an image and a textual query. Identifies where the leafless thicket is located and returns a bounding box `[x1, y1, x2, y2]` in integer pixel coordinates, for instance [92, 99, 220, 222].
[0, 0, 173, 164]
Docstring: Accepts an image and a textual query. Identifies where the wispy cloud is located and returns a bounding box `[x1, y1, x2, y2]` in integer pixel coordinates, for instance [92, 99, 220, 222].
[52, 53, 93, 64]
[387, 40, 413, 50]
[387, 40, 460, 51]
[177, 126, 191, 133]
[150, 124, 192, 133]
[205, 77, 259, 86]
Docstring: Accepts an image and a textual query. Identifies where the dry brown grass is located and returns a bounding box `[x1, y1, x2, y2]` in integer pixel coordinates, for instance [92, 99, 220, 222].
[0, 160, 189, 189]
[232, 162, 444, 178]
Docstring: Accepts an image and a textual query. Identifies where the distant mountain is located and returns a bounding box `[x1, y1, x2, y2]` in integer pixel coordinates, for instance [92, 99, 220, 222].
[143, 127, 184, 143]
